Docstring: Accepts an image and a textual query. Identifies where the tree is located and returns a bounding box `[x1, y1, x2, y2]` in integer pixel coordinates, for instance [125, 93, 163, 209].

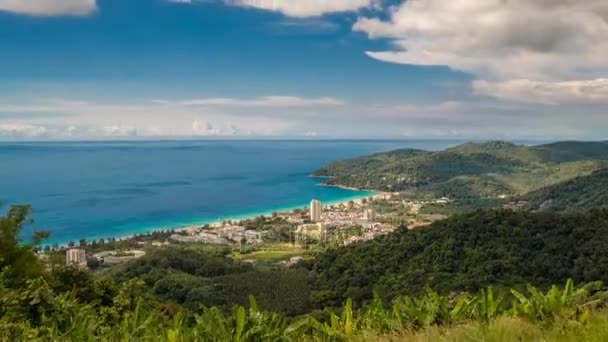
[0, 205, 49, 287]
[348, 201, 355, 210]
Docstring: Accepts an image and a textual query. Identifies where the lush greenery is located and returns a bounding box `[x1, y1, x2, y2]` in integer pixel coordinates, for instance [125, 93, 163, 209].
[313, 141, 608, 198]
[3, 271, 608, 340]
[5, 202, 608, 340]
[313, 208, 608, 307]
[110, 245, 316, 316]
[521, 168, 608, 211]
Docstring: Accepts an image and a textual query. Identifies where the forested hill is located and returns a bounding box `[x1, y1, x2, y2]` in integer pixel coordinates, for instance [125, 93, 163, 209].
[312, 208, 608, 307]
[522, 169, 608, 211]
[312, 141, 608, 198]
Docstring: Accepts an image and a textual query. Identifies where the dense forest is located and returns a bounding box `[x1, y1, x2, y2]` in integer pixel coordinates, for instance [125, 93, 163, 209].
[313, 141, 608, 198]
[313, 208, 608, 307]
[521, 169, 608, 211]
[112, 246, 315, 316]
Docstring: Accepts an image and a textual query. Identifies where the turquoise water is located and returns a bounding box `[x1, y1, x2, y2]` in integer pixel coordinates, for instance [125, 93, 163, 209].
[0, 140, 461, 245]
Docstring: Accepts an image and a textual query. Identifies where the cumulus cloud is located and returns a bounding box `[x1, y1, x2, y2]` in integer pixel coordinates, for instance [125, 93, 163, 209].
[192, 120, 223, 136]
[0, 0, 96, 16]
[2, 94, 606, 140]
[0, 97, 296, 139]
[474, 79, 608, 105]
[230, 0, 378, 17]
[354, 0, 608, 104]
[155, 95, 345, 107]
[0, 123, 48, 139]
[192, 119, 281, 136]
[0, 122, 140, 140]
[101, 125, 138, 137]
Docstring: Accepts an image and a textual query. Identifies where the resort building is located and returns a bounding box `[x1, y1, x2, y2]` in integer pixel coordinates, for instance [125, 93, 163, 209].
[66, 248, 87, 269]
[364, 209, 377, 222]
[310, 199, 322, 222]
[170, 232, 228, 245]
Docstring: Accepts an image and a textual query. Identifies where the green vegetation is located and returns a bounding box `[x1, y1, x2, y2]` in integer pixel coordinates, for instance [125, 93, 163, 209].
[110, 245, 315, 315]
[231, 243, 312, 265]
[313, 208, 608, 307]
[313, 141, 608, 199]
[3, 271, 608, 340]
[521, 169, 608, 211]
[5, 198, 608, 339]
[0, 205, 49, 287]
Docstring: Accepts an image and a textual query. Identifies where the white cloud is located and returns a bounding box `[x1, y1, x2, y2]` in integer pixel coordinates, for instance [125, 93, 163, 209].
[101, 125, 138, 137]
[0, 0, 96, 16]
[192, 120, 223, 136]
[2, 94, 607, 140]
[273, 19, 340, 34]
[354, 0, 608, 104]
[155, 95, 345, 107]
[0, 123, 48, 139]
[0, 97, 295, 139]
[0, 122, 140, 139]
[474, 79, 608, 105]
[230, 0, 378, 17]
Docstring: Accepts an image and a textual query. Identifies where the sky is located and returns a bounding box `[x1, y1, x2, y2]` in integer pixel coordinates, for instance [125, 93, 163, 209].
[0, 0, 607, 140]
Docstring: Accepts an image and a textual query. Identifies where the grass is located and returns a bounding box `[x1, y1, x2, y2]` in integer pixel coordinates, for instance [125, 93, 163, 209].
[365, 313, 608, 341]
[231, 242, 315, 265]
[492, 160, 606, 195]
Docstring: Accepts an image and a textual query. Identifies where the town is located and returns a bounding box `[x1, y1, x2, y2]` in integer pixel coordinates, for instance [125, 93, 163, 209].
[61, 193, 453, 269]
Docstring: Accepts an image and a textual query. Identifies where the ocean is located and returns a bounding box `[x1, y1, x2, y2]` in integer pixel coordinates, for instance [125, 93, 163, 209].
[0, 140, 462, 245]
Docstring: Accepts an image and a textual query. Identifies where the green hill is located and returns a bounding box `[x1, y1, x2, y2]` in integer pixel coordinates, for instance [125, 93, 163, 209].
[312, 208, 608, 307]
[522, 169, 608, 211]
[313, 141, 608, 199]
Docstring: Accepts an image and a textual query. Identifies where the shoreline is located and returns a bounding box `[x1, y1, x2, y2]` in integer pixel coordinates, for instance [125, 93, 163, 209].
[49, 188, 377, 247]
[310, 174, 377, 193]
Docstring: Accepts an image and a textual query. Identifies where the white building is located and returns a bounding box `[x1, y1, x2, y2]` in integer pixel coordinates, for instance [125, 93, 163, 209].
[310, 199, 322, 222]
[364, 209, 377, 222]
[243, 230, 263, 244]
[66, 248, 87, 269]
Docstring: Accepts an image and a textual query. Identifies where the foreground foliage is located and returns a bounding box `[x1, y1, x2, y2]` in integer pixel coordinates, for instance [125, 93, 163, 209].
[1, 277, 607, 341]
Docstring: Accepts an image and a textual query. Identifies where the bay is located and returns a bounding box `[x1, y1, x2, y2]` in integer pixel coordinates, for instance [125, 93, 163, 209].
[0, 140, 461, 244]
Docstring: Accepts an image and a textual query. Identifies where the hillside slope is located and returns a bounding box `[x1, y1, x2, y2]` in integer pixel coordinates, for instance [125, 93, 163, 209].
[313, 208, 608, 306]
[313, 141, 608, 198]
[522, 169, 608, 211]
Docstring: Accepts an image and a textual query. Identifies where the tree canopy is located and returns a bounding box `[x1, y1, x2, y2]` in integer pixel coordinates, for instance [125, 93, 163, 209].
[313, 208, 608, 307]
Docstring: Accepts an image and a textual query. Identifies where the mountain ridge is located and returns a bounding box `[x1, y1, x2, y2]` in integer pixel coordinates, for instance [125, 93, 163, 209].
[313, 140, 608, 199]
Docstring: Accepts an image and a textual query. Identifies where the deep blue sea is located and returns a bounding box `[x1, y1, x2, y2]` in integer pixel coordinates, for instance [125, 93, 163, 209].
[0, 140, 463, 245]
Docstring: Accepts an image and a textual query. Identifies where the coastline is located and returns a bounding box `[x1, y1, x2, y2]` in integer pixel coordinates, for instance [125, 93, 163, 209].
[49, 187, 375, 247]
[310, 174, 377, 193]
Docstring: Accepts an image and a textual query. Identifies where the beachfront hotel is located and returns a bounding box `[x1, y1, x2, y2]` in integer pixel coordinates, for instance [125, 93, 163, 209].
[310, 199, 322, 222]
[364, 209, 377, 222]
[66, 248, 87, 269]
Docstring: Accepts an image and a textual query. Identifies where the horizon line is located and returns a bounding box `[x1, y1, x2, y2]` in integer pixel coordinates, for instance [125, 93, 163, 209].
[0, 137, 578, 144]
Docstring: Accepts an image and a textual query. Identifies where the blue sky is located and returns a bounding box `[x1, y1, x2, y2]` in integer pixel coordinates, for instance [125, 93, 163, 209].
[0, 0, 607, 140]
